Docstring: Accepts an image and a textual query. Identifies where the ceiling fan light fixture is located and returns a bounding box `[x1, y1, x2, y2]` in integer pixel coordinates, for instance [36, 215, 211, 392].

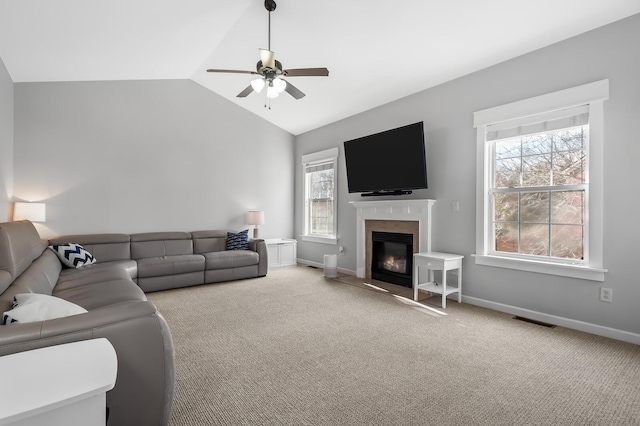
[273, 78, 286, 93]
[266, 83, 280, 98]
[207, 0, 328, 103]
[251, 78, 265, 93]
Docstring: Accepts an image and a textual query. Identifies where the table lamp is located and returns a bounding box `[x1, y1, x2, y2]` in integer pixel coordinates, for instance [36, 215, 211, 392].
[248, 210, 265, 239]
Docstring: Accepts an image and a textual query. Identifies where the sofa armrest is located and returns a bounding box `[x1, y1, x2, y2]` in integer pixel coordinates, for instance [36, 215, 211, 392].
[249, 239, 268, 276]
[0, 300, 175, 426]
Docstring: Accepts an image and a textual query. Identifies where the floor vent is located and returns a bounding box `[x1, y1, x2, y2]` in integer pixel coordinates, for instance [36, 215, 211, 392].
[513, 316, 556, 328]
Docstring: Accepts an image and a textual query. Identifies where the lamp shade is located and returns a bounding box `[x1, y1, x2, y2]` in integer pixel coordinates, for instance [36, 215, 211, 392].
[273, 78, 286, 93]
[13, 202, 46, 222]
[266, 84, 279, 99]
[251, 78, 265, 93]
[248, 210, 265, 225]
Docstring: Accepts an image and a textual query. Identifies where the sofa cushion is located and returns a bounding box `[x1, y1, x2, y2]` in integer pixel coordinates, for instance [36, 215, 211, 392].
[130, 232, 194, 259]
[0, 271, 11, 295]
[191, 230, 228, 254]
[0, 249, 62, 314]
[2, 293, 87, 325]
[0, 220, 46, 292]
[56, 262, 135, 291]
[53, 278, 147, 310]
[137, 254, 205, 278]
[59, 259, 138, 281]
[204, 250, 259, 270]
[48, 234, 131, 263]
[49, 243, 97, 268]
[226, 230, 249, 250]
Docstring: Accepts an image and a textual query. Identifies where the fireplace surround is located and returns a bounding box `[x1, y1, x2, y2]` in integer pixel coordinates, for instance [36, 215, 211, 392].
[351, 199, 435, 281]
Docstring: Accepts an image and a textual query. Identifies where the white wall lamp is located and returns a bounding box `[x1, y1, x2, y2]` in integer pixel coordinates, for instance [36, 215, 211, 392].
[13, 202, 47, 222]
[248, 210, 265, 239]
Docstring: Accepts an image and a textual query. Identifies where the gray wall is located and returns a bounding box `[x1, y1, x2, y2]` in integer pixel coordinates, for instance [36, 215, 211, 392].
[14, 79, 295, 238]
[295, 14, 640, 336]
[0, 56, 12, 222]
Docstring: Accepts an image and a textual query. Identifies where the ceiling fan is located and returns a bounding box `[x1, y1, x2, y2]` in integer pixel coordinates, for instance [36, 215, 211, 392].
[206, 0, 329, 102]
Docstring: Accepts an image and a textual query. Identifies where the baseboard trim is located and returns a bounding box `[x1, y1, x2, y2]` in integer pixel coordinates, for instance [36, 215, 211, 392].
[462, 295, 640, 345]
[296, 258, 356, 276]
[293, 260, 637, 344]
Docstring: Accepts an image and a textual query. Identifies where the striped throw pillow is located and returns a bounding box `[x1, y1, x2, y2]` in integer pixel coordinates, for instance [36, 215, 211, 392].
[49, 243, 97, 268]
[226, 230, 249, 250]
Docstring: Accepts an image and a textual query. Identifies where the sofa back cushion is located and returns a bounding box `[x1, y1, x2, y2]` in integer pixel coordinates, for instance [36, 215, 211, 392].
[0, 249, 62, 314]
[0, 220, 46, 294]
[48, 234, 131, 263]
[130, 232, 194, 260]
[191, 230, 228, 254]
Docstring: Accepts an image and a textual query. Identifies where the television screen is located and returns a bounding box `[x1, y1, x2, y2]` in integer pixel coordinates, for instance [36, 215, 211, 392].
[343, 122, 427, 195]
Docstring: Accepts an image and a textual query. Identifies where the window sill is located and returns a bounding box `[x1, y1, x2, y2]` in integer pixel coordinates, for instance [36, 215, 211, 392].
[301, 235, 338, 245]
[473, 254, 607, 282]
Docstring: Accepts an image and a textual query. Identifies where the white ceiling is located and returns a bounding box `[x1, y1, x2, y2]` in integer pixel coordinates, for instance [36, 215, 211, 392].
[1, 1, 639, 135]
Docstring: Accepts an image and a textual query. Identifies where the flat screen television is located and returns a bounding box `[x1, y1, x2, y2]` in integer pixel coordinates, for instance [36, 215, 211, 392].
[344, 121, 427, 196]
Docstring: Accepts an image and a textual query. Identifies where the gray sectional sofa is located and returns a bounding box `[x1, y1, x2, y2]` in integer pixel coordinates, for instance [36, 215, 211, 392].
[0, 220, 269, 426]
[48, 229, 268, 292]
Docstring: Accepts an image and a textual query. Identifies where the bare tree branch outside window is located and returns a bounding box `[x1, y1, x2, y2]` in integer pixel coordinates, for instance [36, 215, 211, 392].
[492, 126, 586, 260]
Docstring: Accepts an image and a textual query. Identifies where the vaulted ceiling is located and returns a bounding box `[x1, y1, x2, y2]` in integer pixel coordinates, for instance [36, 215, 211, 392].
[1, 1, 638, 135]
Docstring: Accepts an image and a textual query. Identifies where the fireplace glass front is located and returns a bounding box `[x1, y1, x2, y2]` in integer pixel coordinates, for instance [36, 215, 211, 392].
[371, 231, 413, 287]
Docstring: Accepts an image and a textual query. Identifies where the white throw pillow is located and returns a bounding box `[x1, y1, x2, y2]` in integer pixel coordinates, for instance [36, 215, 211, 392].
[49, 243, 97, 268]
[2, 293, 87, 325]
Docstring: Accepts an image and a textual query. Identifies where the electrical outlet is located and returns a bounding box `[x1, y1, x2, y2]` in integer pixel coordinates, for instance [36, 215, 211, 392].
[600, 287, 613, 303]
[451, 201, 460, 212]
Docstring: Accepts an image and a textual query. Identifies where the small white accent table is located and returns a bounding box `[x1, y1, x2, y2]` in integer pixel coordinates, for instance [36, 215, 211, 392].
[0, 338, 117, 426]
[413, 252, 464, 308]
[265, 239, 297, 268]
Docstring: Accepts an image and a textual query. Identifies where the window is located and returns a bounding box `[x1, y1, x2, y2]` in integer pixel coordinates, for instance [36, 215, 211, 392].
[474, 80, 608, 281]
[302, 148, 338, 244]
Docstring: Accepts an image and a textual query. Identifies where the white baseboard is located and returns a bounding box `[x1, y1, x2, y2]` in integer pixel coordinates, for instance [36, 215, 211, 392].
[462, 295, 640, 345]
[294, 259, 638, 345]
[296, 258, 356, 276]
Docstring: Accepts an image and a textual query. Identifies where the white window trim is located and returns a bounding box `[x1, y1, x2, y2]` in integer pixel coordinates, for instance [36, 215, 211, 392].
[473, 80, 609, 281]
[301, 147, 339, 245]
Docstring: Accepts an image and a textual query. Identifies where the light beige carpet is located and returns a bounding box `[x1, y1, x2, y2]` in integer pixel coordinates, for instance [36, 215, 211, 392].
[148, 266, 640, 425]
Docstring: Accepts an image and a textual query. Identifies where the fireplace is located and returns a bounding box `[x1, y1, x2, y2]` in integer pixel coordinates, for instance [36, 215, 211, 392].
[371, 231, 413, 287]
[351, 199, 435, 280]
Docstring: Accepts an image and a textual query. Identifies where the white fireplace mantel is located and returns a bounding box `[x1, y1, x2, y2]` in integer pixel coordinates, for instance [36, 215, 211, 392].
[350, 199, 436, 278]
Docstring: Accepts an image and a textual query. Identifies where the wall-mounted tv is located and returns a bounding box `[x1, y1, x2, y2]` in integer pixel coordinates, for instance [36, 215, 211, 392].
[344, 121, 427, 196]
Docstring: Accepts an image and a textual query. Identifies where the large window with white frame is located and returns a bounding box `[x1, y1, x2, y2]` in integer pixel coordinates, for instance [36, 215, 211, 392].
[301, 147, 339, 244]
[473, 80, 608, 281]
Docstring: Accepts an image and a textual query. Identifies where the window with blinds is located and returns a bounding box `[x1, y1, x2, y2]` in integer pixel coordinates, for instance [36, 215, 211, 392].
[306, 161, 334, 236]
[488, 105, 589, 261]
[473, 80, 608, 280]
[302, 148, 339, 243]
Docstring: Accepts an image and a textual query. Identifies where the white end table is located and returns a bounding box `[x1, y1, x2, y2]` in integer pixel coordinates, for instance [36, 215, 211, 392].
[265, 238, 297, 268]
[0, 338, 117, 426]
[413, 252, 464, 308]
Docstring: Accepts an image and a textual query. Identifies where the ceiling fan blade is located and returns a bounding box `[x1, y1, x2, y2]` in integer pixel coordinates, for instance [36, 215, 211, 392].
[207, 69, 258, 75]
[259, 49, 276, 69]
[282, 79, 305, 100]
[236, 85, 254, 98]
[283, 68, 329, 77]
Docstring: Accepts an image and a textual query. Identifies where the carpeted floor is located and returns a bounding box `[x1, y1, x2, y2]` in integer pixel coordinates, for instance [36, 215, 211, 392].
[148, 266, 640, 425]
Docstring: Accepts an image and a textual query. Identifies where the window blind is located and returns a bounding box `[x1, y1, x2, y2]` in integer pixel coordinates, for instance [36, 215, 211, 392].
[305, 161, 334, 174]
[486, 105, 589, 142]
